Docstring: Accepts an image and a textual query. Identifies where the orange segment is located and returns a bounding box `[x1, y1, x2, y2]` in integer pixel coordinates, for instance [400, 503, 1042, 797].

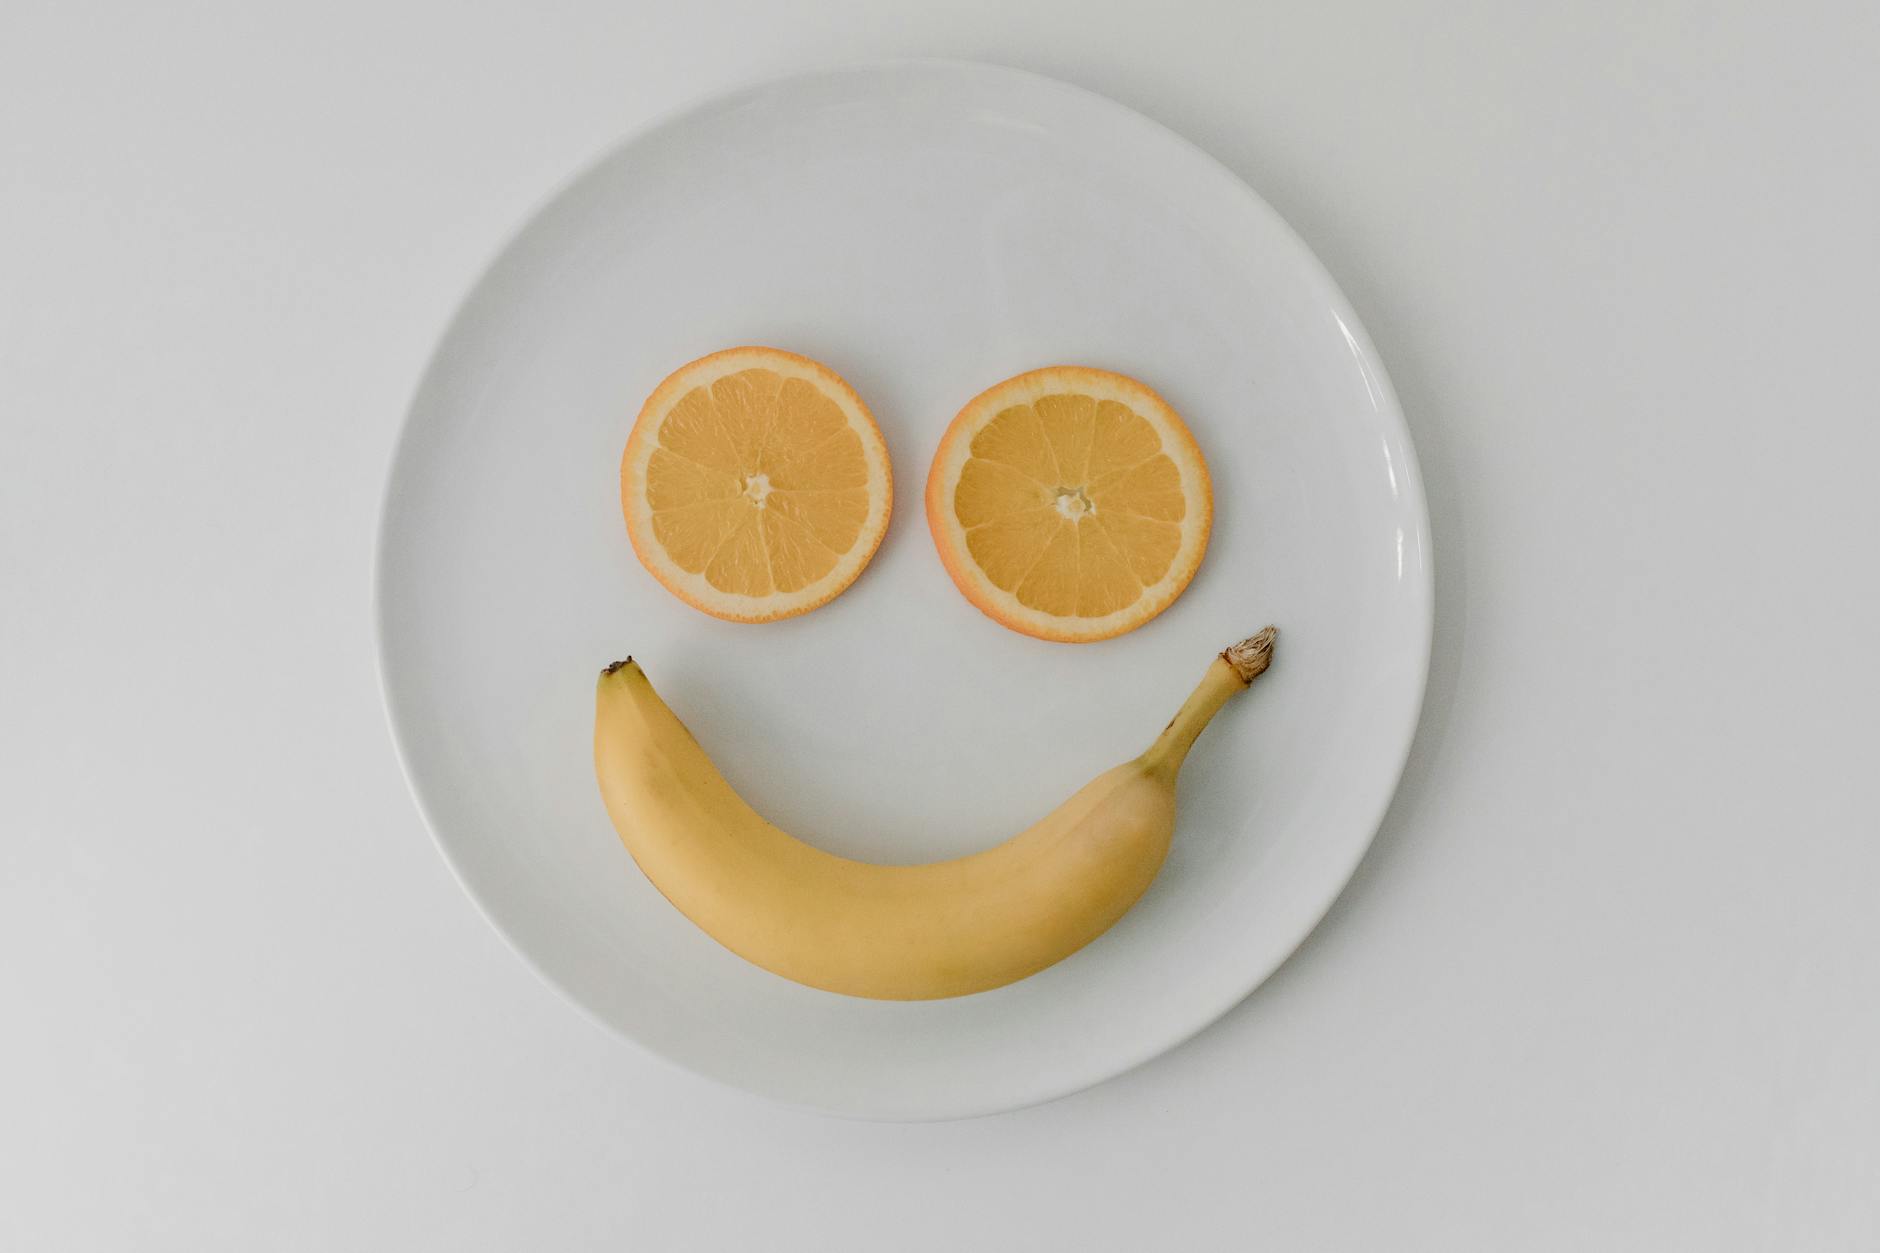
[925, 366, 1212, 642]
[622, 347, 892, 622]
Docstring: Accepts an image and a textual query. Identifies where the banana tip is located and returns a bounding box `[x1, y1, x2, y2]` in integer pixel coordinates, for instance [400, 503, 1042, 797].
[601, 657, 635, 678]
[1223, 627, 1277, 683]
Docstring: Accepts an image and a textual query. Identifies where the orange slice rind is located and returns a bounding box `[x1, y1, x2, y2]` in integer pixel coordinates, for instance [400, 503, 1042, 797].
[622, 347, 892, 622]
[925, 366, 1212, 642]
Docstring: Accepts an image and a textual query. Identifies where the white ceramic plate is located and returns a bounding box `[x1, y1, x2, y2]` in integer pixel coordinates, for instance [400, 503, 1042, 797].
[375, 61, 1430, 1120]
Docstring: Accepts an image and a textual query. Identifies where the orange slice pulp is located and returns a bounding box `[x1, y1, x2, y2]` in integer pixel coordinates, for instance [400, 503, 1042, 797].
[622, 347, 892, 622]
[924, 366, 1211, 642]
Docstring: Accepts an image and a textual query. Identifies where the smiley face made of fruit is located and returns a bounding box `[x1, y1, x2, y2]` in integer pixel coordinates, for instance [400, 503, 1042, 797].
[604, 347, 1263, 1002]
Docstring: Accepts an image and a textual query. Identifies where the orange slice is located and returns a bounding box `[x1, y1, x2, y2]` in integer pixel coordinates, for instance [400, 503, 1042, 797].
[925, 367, 1212, 642]
[622, 347, 892, 622]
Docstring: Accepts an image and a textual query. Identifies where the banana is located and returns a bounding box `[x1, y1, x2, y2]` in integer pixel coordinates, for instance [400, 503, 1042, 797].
[593, 628, 1276, 1000]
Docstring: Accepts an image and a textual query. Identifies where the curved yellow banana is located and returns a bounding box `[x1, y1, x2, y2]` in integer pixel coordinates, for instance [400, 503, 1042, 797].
[593, 629, 1276, 1000]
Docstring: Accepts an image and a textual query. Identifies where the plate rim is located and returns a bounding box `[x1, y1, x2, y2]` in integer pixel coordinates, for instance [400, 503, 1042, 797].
[372, 57, 1433, 1121]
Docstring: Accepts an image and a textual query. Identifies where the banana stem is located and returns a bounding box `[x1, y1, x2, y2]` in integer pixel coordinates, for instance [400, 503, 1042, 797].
[1141, 628, 1277, 777]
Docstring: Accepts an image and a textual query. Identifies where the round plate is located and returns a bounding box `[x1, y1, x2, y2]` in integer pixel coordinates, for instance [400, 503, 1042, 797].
[375, 61, 1430, 1120]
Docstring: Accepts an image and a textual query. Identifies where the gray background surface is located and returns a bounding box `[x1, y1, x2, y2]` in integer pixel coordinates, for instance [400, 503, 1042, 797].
[5, 2, 1876, 1247]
